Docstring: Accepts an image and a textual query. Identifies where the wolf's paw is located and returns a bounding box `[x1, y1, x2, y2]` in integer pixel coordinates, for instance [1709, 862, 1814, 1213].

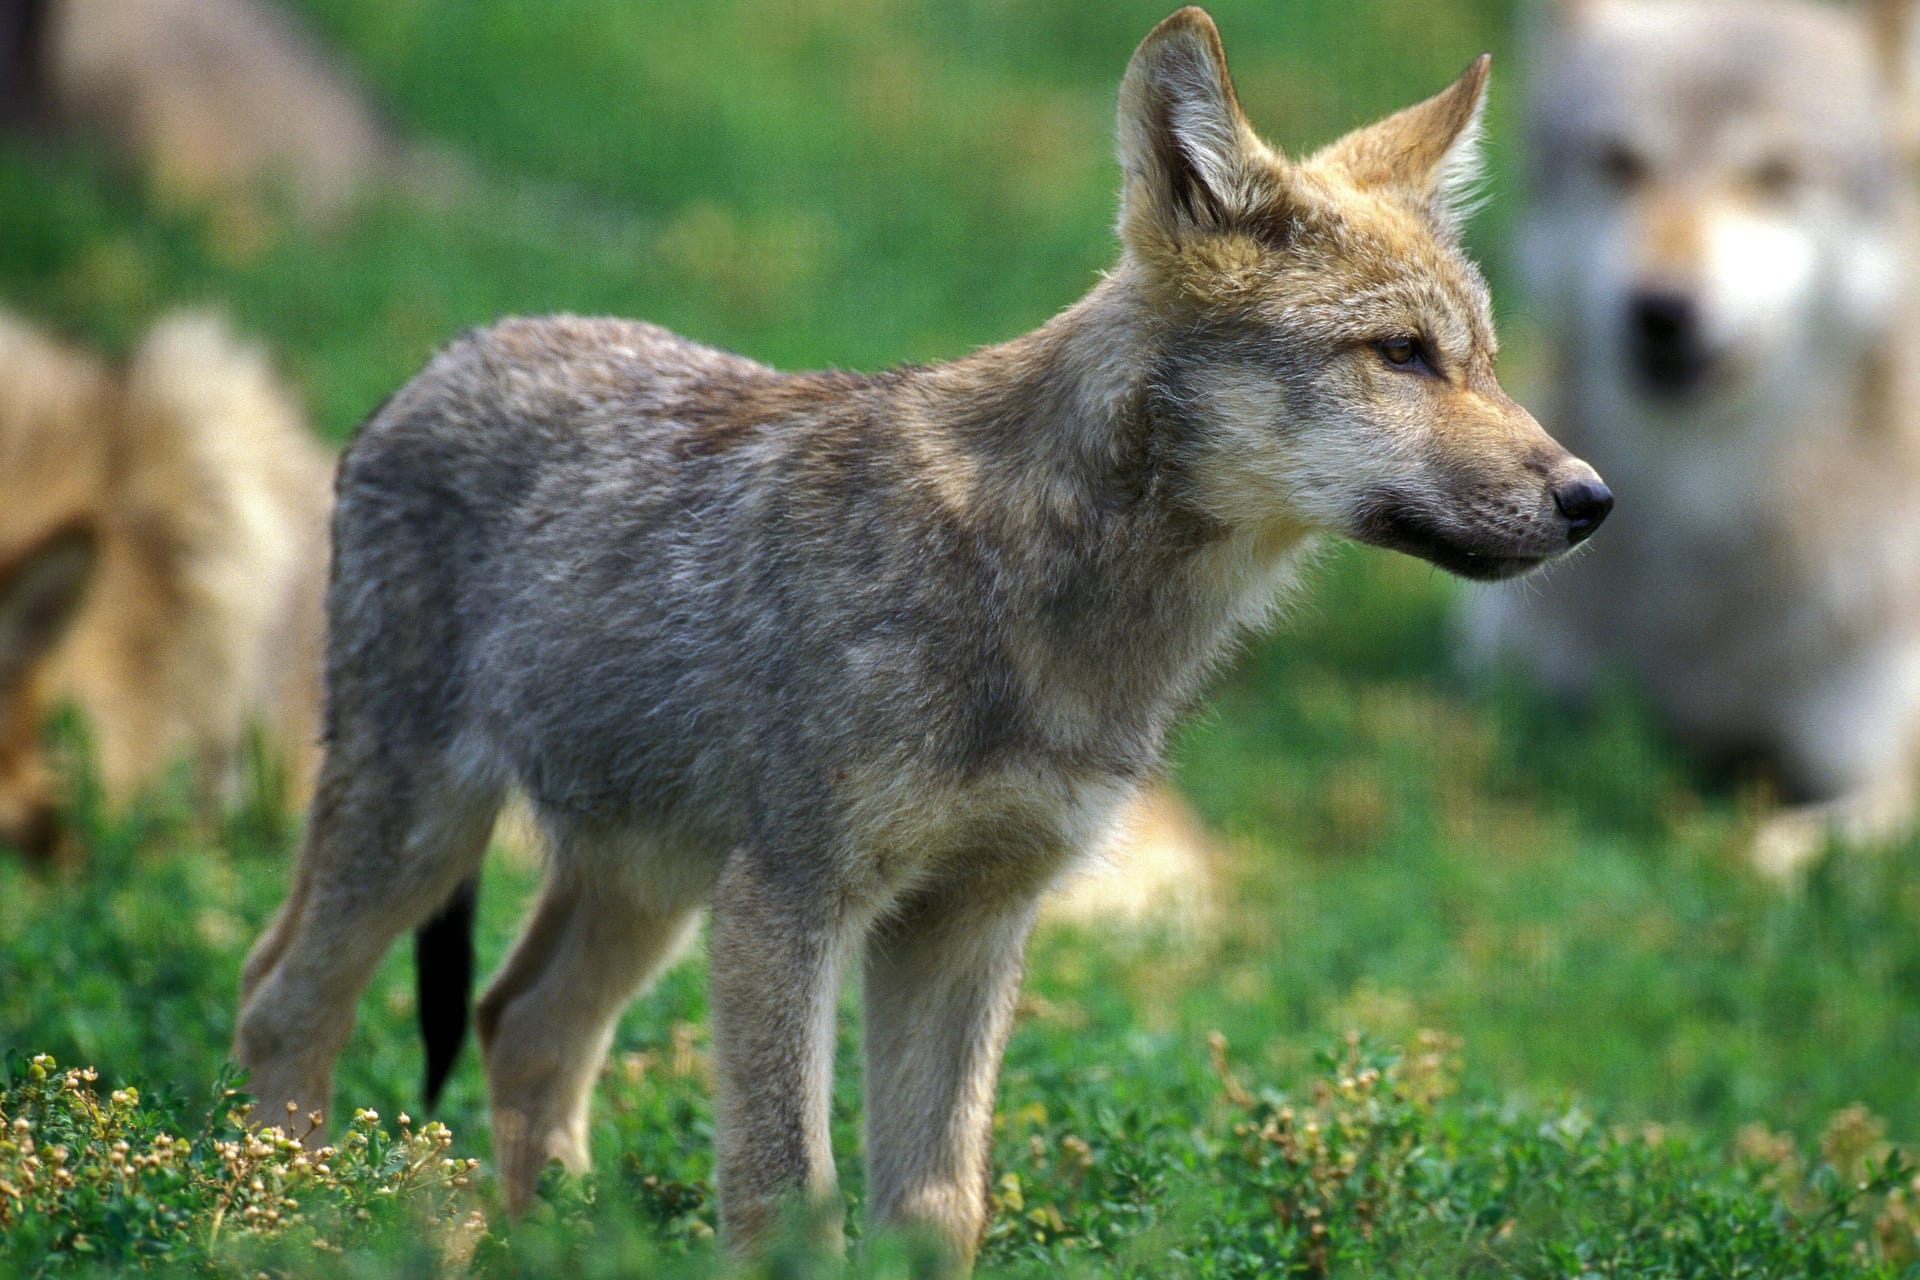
[1749, 811, 1829, 881]
[489, 1106, 589, 1214]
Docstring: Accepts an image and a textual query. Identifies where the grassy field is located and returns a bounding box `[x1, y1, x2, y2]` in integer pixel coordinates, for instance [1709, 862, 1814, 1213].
[4, 1, 1920, 1274]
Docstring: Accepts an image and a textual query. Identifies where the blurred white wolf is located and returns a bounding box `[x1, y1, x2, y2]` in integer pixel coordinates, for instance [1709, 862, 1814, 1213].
[1462, 0, 1920, 872]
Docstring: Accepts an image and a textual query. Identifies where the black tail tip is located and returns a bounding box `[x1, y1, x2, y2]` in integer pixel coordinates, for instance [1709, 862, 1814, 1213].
[416, 876, 479, 1109]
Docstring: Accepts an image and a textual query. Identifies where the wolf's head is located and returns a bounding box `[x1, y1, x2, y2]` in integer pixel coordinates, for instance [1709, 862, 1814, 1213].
[1115, 8, 1607, 582]
[1526, 0, 1913, 419]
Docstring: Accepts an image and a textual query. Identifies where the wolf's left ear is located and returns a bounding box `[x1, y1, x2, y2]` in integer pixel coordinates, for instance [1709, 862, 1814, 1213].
[1117, 8, 1274, 250]
[1311, 55, 1492, 236]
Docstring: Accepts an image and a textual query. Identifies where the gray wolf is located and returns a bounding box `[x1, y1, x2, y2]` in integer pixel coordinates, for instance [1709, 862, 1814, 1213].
[0, 309, 331, 859]
[1460, 0, 1920, 873]
[233, 7, 1607, 1265]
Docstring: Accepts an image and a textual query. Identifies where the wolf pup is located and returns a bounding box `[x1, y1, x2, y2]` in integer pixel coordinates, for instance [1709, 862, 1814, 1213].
[234, 8, 1607, 1264]
[1461, 0, 1920, 874]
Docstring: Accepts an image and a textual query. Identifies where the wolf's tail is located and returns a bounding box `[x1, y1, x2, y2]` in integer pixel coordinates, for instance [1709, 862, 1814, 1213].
[416, 875, 479, 1109]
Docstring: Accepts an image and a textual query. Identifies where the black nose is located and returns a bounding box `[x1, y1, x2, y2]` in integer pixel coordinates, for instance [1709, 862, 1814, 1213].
[1552, 477, 1613, 544]
[1630, 290, 1697, 348]
[1626, 289, 1714, 397]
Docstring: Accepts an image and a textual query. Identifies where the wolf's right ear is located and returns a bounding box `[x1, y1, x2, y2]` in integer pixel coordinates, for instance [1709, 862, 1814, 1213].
[1117, 8, 1273, 253]
[0, 524, 97, 689]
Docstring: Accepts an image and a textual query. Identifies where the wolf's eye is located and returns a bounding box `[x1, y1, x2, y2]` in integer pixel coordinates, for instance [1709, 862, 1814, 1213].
[1376, 337, 1424, 370]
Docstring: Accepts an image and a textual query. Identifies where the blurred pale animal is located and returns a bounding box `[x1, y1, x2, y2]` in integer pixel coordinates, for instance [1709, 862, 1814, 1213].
[1461, 0, 1920, 873]
[1045, 781, 1219, 929]
[37, 0, 399, 221]
[0, 311, 331, 855]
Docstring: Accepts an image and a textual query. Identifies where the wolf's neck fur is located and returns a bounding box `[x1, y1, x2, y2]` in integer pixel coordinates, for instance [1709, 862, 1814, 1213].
[891, 263, 1317, 734]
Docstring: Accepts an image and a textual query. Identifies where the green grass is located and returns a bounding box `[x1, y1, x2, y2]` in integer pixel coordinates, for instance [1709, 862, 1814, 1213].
[4, 0, 1920, 1274]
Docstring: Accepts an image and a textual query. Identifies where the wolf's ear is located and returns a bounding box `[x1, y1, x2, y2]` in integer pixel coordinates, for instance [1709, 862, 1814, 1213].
[0, 524, 97, 688]
[1117, 7, 1275, 250]
[1311, 55, 1492, 236]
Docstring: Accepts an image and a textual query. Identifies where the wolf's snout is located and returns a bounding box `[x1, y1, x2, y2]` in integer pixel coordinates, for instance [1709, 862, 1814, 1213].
[1551, 476, 1613, 544]
[1626, 289, 1714, 397]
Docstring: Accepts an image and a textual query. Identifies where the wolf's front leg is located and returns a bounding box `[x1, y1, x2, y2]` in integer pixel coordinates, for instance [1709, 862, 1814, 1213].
[708, 849, 853, 1255]
[862, 880, 1041, 1271]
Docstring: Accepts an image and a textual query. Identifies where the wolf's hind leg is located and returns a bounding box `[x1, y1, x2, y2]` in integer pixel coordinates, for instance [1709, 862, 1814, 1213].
[476, 827, 704, 1212]
[233, 753, 499, 1137]
[862, 874, 1044, 1269]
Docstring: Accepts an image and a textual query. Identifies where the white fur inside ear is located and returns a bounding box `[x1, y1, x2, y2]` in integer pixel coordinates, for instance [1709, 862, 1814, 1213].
[1159, 40, 1245, 206]
[1431, 94, 1489, 234]
[1118, 28, 1254, 223]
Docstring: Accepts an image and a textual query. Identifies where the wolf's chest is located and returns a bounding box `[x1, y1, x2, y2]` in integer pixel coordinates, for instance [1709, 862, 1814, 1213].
[831, 759, 1136, 901]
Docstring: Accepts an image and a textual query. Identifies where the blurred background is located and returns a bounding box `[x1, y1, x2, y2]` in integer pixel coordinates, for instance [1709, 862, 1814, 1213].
[3, 0, 1919, 1273]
